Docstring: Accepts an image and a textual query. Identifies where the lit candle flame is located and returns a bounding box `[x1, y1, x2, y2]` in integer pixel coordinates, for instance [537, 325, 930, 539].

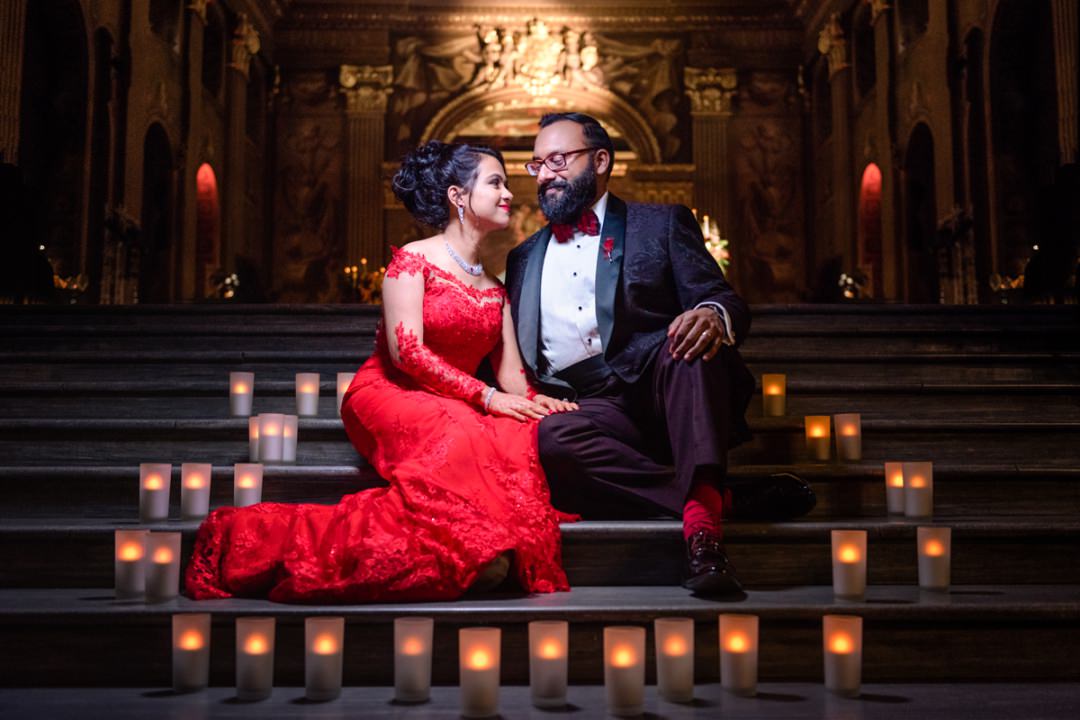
[889, 473, 904, 488]
[538, 640, 562, 660]
[610, 646, 636, 668]
[662, 636, 688, 657]
[829, 634, 854, 654]
[264, 423, 280, 436]
[178, 630, 204, 651]
[118, 542, 143, 561]
[238, 475, 257, 489]
[232, 383, 250, 394]
[838, 545, 860, 563]
[402, 637, 424, 656]
[765, 385, 782, 396]
[153, 546, 174, 564]
[924, 539, 945, 557]
[909, 475, 927, 489]
[313, 634, 338, 655]
[725, 632, 749, 653]
[810, 426, 826, 438]
[184, 474, 206, 490]
[300, 383, 317, 394]
[144, 475, 164, 490]
[841, 425, 858, 437]
[467, 648, 493, 670]
[244, 634, 269, 655]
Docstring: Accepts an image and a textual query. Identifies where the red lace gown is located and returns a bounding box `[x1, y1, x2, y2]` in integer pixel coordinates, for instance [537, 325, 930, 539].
[185, 248, 572, 603]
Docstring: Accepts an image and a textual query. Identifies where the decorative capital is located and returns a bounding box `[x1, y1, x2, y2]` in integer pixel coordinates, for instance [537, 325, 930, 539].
[187, 0, 209, 24]
[817, 13, 850, 78]
[229, 13, 261, 79]
[340, 65, 394, 115]
[684, 67, 738, 116]
[868, 0, 892, 24]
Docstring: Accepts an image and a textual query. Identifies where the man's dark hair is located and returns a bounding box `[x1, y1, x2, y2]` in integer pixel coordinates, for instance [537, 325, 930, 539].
[539, 112, 614, 175]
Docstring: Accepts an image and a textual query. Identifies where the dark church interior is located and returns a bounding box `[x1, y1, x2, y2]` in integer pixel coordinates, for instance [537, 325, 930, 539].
[0, 1, 1078, 717]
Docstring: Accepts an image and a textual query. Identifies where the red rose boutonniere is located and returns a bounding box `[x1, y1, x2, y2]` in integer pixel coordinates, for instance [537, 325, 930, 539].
[602, 237, 615, 262]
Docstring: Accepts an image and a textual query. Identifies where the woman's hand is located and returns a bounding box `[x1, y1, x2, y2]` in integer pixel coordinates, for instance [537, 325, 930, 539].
[487, 391, 548, 421]
[533, 394, 579, 414]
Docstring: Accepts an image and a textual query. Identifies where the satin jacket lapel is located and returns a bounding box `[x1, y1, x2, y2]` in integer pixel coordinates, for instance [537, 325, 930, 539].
[517, 226, 552, 374]
[596, 194, 626, 354]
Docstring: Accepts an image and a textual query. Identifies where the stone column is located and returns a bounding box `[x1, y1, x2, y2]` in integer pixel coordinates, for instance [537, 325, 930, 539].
[340, 65, 393, 266]
[177, 0, 208, 299]
[818, 13, 856, 270]
[1051, 0, 1078, 164]
[870, 0, 899, 298]
[222, 13, 259, 269]
[684, 67, 737, 236]
[0, 0, 26, 163]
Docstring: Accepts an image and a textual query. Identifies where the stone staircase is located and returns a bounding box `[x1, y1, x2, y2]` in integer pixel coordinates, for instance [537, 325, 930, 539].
[0, 304, 1078, 717]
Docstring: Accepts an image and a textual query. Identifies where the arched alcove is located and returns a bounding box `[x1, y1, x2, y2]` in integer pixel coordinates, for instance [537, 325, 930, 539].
[903, 123, 938, 303]
[195, 163, 221, 299]
[858, 163, 883, 297]
[139, 124, 174, 303]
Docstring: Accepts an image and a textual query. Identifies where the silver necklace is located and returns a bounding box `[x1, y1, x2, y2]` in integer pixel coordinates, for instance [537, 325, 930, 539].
[444, 238, 484, 276]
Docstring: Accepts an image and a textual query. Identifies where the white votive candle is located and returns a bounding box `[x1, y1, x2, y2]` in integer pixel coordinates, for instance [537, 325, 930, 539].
[306, 617, 345, 701]
[257, 414, 284, 463]
[903, 461, 934, 518]
[282, 415, 298, 464]
[337, 372, 353, 416]
[459, 627, 501, 718]
[181, 463, 212, 519]
[831, 530, 868, 600]
[296, 373, 320, 417]
[719, 613, 759, 696]
[805, 416, 831, 461]
[233, 464, 263, 507]
[762, 373, 786, 417]
[529, 620, 568, 708]
[145, 532, 181, 602]
[834, 413, 862, 461]
[884, 462, 905, 514]
[230, 371, 254, 416]
[917, 526, 952, 590]
[139, 463, 172, 522]
[394, 617, 433, 703]
[655, 617, 694, 703]
[604, 626, 645, 717]
[114, 529, 147, 599]
[248, 417, 260, 461]
[823, 615, 862, 696]
[173, 613, 210, 692]
[236, 617, 275, 701]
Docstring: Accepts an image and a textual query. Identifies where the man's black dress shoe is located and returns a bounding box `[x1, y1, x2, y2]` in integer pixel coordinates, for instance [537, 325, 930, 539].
[682, 530, 743, 596]
[729, 472, 816, 521]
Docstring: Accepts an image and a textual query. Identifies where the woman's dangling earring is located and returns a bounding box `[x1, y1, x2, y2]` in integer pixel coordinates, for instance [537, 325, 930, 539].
[457, 204, 465, 226]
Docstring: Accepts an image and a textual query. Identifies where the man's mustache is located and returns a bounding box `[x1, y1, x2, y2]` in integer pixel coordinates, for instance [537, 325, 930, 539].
[540, 180, 570, 194]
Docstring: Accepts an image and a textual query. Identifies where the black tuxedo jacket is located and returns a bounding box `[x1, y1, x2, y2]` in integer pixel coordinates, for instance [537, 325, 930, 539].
[505, 194, 751, 397]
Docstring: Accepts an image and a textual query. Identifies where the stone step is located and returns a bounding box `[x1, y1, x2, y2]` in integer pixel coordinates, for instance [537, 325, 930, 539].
[0, 585, 1077, 685]
[1, 683, 1078, 720]
[2, 517, 1076, 589]
[1, 464, 1076, 520]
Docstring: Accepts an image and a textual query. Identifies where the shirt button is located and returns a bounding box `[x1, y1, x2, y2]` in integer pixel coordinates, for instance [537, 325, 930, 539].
[573, 272, 577, 277]
[576, 245, 581, 249]
[578, 306, 582, 311]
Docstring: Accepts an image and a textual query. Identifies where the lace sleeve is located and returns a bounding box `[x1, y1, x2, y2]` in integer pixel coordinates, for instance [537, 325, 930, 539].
[393, 322, 488, 406]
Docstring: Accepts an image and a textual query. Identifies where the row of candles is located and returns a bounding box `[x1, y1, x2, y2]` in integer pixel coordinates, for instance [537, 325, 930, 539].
[169, 614, 868, 716]
[229, 371, 352, 418]
[137, 462, 266, 523]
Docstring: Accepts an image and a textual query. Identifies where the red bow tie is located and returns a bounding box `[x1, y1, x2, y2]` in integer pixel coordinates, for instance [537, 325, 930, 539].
[552, 209, 600, 243]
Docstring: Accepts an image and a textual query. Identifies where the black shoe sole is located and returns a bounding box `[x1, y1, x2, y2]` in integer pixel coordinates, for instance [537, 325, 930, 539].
[682, 571, 744, 597]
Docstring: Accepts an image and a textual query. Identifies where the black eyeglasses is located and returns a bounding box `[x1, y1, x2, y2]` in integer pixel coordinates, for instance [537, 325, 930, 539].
[524, 147, 596, 176]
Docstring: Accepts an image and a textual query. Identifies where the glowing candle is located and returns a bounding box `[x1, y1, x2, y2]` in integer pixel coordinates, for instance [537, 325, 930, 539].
[805, 416, 831, 461]
[257, 413, 284, 463]
[180, 463, 212, 520]
[114, 529, 147, 599]
[172, 613, 210, 692]
[282, 415, 298, 464]
[145, 531, 181, 602]
[139, 463, 172, 522]
[904, 462, 934, 517]
[394, 617, 433, 703]
[459, 627, 501, 718]
[295, 373, 320, 417]
[917, 526, 952, 590]
[823, 615, 862, 696]
[229, 371, 254, 416]
[236, 617, 275, 701]
[233, 463, 263, 507]
[248, 417, 260, 461]
[306, 617, 344, 701]
[831, 530, 868, 600]
[529, 620, 568, 708]
[834, 413, 862, 461]
[884, 462, 905, 514]
[761, 373, 786, 417]
[604, 626, 645, 717]
[655, 617, 694, 702]
[337, 372, 353, 416]
[719, 613, 758, 696]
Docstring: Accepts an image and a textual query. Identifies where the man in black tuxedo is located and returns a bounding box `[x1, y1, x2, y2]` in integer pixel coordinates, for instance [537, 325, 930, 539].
[505, 113, 814, 595]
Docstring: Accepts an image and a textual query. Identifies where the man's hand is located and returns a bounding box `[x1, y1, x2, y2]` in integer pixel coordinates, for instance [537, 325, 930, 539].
[667, 307, 726, 362]
[533, 394, 579, 414]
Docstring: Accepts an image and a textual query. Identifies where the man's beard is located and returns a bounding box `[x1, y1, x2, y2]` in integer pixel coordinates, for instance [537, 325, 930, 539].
[538, 164, 597, 225]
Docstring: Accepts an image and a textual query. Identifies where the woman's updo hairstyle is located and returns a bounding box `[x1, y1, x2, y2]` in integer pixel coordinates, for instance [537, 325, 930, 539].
[392, 140, 505, 229]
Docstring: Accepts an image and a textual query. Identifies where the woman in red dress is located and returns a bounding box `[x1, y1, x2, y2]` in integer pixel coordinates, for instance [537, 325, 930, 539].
[185, 142, 577, 603]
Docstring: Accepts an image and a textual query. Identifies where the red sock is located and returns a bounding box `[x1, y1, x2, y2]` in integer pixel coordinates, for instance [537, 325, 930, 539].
[683, 483, 729, 541]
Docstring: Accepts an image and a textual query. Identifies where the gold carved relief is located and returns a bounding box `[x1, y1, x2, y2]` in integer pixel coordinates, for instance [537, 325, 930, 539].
[817, 13, 850, 79]
[339, 65, 394, 115]
[684, 67, 738, 116]
[230, 14, 261, 79]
